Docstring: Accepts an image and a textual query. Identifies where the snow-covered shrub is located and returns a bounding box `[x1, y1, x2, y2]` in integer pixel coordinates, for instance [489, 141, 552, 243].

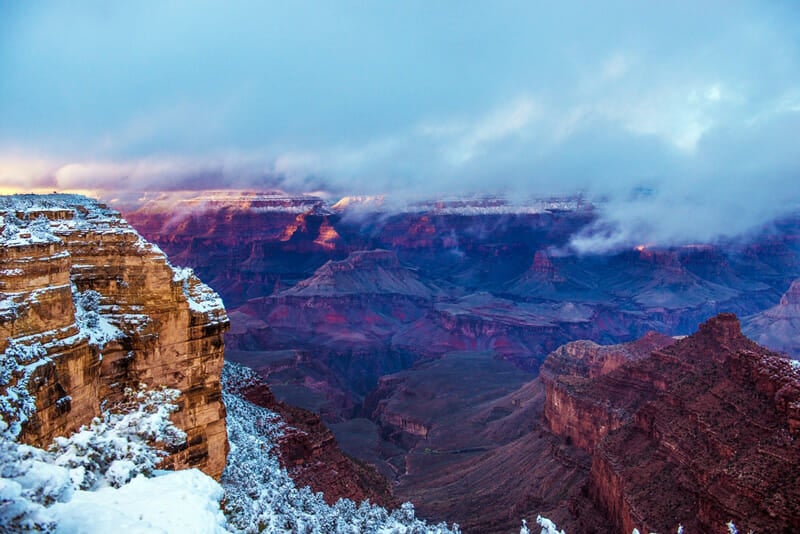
[76, 289, 101, 330]
[49, 385, 186, 490]
[72, 285, 122, 348]
[220, 362, 459, 533]
[0, 383, 225, 532]
[0, 430, 72, 531]
[28, 215, 51, 235]
[1, 213, 20, 241]
[0, 341, 48, 440]
[535, 515, 565, 534]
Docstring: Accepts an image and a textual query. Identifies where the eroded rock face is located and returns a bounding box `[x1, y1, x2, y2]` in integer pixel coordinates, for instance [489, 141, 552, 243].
[544, 314, 800, 533]
[540, 332, 676, 452]
[0, 194, 229, 479]
[744, 279, 800, 359]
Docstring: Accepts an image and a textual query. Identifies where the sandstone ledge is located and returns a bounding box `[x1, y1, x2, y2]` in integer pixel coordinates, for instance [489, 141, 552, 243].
[0, 194, 230, 479]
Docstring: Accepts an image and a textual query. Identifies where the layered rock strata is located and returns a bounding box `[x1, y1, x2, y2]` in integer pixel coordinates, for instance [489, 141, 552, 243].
[543, 314, 800, 533]
[0, 194, 229, 478]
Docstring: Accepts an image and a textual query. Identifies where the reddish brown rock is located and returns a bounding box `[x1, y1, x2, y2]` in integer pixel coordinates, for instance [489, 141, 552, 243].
[544, 314, 800, 533]
[237, 378, 397, 508]
[0, 195, 229, 479]
[744, 278, 800, 358]
[540, 332, 676, 452]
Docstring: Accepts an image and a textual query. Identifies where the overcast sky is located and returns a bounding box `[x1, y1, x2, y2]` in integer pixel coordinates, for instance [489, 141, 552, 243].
[1, 1, 798, 250]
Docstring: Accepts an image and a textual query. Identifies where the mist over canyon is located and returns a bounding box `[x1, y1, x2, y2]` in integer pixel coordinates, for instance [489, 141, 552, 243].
[122, 191, 800, 532]
[4, 3, 800, 532]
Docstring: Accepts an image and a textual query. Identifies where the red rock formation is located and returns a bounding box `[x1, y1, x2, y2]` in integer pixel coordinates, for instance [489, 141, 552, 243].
[540, 333, 676, 452]
[744, 278, 800, 358]
[0, 195, 229, 479]
[544, 314, 800, 533]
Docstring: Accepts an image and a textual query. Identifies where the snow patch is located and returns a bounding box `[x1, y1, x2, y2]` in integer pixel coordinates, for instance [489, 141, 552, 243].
[0, 385, 222, 533]
[221, 362, 458, 533]
[172, 266, 227, 317]
[72, 286, 123, 349]
[52, 469, 228, 534]
[50, 386, 187, 490]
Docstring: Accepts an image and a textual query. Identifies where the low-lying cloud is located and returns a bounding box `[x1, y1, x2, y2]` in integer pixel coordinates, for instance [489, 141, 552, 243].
[1, 2, 798, 252]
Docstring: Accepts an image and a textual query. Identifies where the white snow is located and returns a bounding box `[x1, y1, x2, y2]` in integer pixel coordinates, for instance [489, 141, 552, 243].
[536, 515, 566, 534]
[221, 362, 459, 534]
[73, 286, 123, 349]
[0, 385, 228, 533]
[172, 265, 227, 318]
[50, 386, 187, 490]
[52, 469, 229, 534]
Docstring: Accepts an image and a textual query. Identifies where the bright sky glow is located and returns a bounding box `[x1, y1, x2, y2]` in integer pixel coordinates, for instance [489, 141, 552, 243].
[1, 1, 798, 249]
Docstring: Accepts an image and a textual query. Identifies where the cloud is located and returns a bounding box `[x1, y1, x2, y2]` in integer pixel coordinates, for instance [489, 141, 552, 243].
[420, 97, 539, 165]
[0, 2, 798, 251]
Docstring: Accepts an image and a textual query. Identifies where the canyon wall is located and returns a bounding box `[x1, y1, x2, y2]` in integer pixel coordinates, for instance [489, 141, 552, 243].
[543, 314, 800, 533]
[0, 194, 229, 478]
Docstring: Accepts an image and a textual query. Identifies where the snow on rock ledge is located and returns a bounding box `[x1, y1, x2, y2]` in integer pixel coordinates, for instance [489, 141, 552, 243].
[0, 194, 230, 479]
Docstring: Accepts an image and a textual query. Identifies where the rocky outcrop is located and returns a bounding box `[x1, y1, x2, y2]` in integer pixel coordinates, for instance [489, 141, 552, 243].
[743, 279, 800, 359]
[544, 314, 800, 533]
[282, 249, 435, 299]
[540, 332, 675, 452]
[0, 194, 229, 479]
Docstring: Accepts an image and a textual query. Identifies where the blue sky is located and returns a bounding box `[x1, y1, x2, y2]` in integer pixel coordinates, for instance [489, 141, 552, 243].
[1, 1, 799, 249]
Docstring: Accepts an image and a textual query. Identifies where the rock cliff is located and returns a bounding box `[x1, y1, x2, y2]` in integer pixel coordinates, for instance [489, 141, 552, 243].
[540, 332, 676, 452]
[543, 314, 800, 533]
[743, 278, 800, 358]
[0, 194, 229, 478]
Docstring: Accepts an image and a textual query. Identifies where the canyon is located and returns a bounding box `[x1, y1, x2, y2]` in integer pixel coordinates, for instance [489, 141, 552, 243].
[2, 192, 799, 531]
[0, 193, 395, 506]
[123, 191, 800, 532]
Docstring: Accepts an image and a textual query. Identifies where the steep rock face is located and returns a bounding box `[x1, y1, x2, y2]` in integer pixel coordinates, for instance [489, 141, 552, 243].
[0, 195, 229, 478]
[544, 314, 800, 533]
[540, 333, 676, 452]
[743, 279, 800, 358]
